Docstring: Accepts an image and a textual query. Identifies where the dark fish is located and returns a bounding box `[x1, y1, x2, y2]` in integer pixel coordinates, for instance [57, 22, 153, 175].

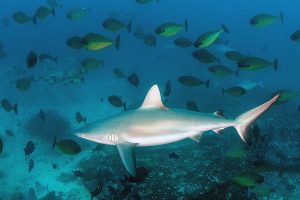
[12, 11, 32, 24]
[120, 167, 149, 184]
[92, 144, 104, 152]
[5, 129, 15, 137]
[75, 112, 86, 124]
[0, 137, 3, 154]
[39, 109, 46, 122]
[39, 53, 57, 63]
[169, 152, 179, 159]
[67, 36, 83, 49]
[54, 139, 81, 155]
[237, 56, 278, 71]
[194, 24, 229, 48]
[81, 58, 103, 70]
[103, 18, 132, 32]
[252, 159, 282, 173]
[225, 51, 245, 62]
[186, 101, 199, 112]
[29, 158, 34, 173]
[250, 13, 283, 28]
[271, 89, 300, 104]
[16, 78, 31, 91]
[155, 20, 188, 37]
[222, 86, 246, 97]
[291, 30, 300, 42]
[120, 184, 133, 199]
[72, 170, 84, 177]
[231, 171, 264, 187]
[67, 7, 90, 20]
[27, 51, 38, 69]
[208, 65, 236, 77]
[144, 35, 156, 47]
[82, 32, 120, 51]
[178, 76, 209, 88]
[113, 68, 126, 78]
[108, 95, 126, 111]
[24, 141, 35, 156]
[163, 80, 171, 97]
[127, 73, 139, 87]
[91, 182, 102, 200]
[193, 49, 219, 64]
[35, 6, 55, 21]
[174, 37, 192, 48]
[1, 98, 18, 114]
[39, 191, 56, 200]
[52, 163, 57, 169]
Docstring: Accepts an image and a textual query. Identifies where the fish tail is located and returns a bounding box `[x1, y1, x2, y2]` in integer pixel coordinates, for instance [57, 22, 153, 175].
[234, 94, 279, 145]
[184, 19, 189, 32]
[279, 12, 284, 24]
[14, 103, 18, 115]
[205, 79, 210, 88]
[52, 7, 56, 17]
[235, 69, 240, 77]
[127, 22, 132, 33]
[32, 15, 37, 25]
[115, 34, 120, 50]
[273, 59, 278, 71]
[123, 102, 127, 111]
[221, 24, 229, 33]
[52, 137, 57, 149]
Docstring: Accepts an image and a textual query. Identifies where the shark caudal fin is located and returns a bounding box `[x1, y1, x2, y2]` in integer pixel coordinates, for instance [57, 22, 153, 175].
[234, 94, 279, 145]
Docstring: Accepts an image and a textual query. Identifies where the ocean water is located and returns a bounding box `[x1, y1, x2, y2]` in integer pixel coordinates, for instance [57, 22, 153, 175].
[0, 0, 299, 199]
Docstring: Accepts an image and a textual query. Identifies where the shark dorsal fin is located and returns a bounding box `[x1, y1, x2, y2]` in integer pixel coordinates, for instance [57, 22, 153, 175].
[140, 85, 167, 110]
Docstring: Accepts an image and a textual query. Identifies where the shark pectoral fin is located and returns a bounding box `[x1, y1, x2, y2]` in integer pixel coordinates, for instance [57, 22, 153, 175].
[117, 143, 137, 177]
[140, 84, 168, 110]
[190, 132, 204, 143]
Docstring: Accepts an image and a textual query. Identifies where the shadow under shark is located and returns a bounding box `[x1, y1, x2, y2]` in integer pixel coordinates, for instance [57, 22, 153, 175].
[75, 85, 279, 176]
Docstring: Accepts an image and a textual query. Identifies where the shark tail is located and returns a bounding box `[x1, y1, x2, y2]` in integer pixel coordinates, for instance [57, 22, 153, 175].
[234, 94, 279, 145]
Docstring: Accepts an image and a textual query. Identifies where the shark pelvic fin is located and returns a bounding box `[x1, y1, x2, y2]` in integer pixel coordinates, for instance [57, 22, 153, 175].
[140, 84, 168, 110]
[190, 132, 204, 143]
[117, 143, 137, 176]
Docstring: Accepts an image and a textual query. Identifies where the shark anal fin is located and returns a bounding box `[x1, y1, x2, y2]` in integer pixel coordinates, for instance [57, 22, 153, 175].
[212, 128, 224, 134]
[190, 132, 204, 143]
[117, 143, 137, 177]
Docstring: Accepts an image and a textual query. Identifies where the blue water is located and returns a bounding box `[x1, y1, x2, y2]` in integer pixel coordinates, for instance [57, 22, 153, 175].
[0, 0, 299, 199]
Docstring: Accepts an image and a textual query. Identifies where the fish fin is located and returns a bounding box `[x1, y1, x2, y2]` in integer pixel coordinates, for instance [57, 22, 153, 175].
[52, 7, 56, 17]
[14, 103, 18, 115]
[115, 35, 120, 50]
[190, 132, 204, 143]
[273, 59, 278, 71]
[236, 69, 239, 77]
[127, 22, 132, 32]
[234, 94, 279, 145]
[117, 143, 137, 177]
[279, 12, 284, 24]
[140, 84, 168, 110]
[205, 79, 210, 88]
[221, 24, 229, 33]
[184, 19, 188, 32]
[213, 110, 224, 118]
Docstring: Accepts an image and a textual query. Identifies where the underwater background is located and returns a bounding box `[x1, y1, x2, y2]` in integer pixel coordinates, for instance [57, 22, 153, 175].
[0, 0, 300, 199]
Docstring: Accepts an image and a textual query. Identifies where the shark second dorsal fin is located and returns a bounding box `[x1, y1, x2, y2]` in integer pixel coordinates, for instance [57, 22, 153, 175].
[140, 85, 167, 110]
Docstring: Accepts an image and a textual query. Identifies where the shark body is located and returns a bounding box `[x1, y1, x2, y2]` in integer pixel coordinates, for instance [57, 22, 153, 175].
[76, 85, 279, 176]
